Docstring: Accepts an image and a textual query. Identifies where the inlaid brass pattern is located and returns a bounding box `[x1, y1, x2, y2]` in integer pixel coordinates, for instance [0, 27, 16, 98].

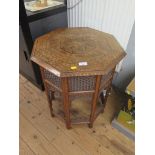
[31, 28, 126, 77]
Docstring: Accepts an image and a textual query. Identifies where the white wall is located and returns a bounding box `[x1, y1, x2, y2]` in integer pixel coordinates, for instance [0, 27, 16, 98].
[67, 0, 135, 71]
[113, 23, 135, 90]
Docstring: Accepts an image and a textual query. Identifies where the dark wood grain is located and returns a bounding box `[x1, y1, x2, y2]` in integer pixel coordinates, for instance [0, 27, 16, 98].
[89, 75, 102, 128]
[61, 77, 71, 129]
[40, 67, 54, 117]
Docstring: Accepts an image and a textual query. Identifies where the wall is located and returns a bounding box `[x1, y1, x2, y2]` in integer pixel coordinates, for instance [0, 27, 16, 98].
[113, 23, 135, 90]
[67, 0, 135, 71]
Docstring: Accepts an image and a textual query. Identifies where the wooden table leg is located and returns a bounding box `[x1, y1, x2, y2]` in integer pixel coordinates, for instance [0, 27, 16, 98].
[101, 87, 111, 113]
[47, 88, 55, 117]
[51, 90, 55, 100]
[89, 75, 102, 128]
[101, 67, 116, 113]
[61, 77, 71, 129]
[40, 67, 54, 117]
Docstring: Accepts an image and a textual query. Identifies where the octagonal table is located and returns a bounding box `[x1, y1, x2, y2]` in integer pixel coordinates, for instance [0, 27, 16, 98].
[31, 28, 126, 129]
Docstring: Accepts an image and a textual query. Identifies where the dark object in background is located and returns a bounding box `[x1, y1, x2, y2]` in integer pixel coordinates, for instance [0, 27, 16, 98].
[19, 0, 67, 90]
[111, 78, 135, 141]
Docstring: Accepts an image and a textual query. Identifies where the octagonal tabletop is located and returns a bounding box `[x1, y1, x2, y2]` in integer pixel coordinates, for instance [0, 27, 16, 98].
[31, 28, 126, 77]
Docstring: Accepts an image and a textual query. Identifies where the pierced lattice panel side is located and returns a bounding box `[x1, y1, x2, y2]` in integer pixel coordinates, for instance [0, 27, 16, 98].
[44, 69, 61, 88]
[43, 69, 113, 93]
[68, 76, 96, 91]
[43, 69, 96, 92]
[101, 70, 113, 81]
[100, 71, 113, 86]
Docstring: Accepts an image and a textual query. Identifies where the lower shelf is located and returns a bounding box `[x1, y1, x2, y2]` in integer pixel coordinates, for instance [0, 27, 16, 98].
[51, 96, 104, 125]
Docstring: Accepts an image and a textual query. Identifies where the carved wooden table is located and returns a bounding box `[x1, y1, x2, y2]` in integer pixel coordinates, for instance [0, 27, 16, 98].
[31, 28, 126, 129]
